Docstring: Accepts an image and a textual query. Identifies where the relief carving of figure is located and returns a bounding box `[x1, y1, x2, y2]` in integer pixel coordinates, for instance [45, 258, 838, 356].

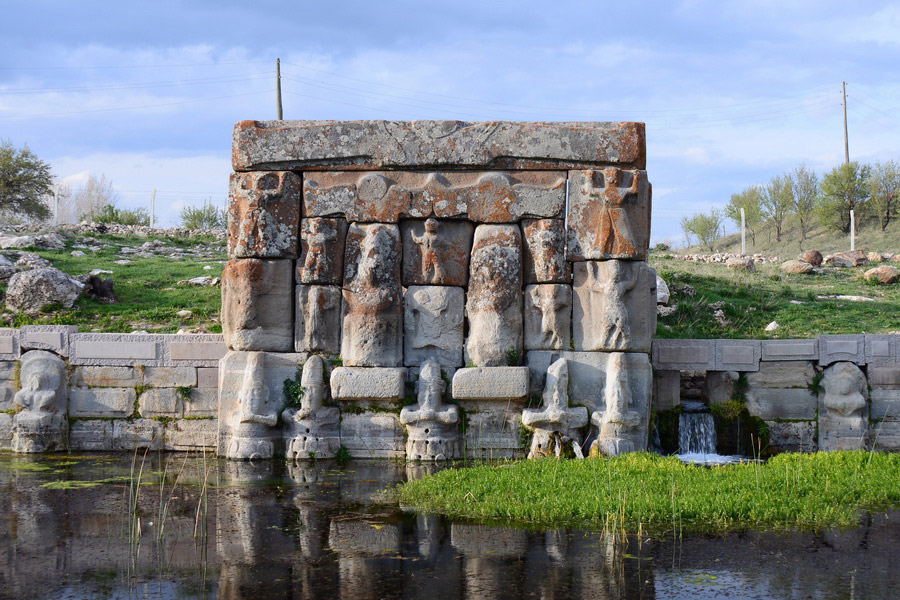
[527, 286, 565, 349]
[522, 358, 588, 458]
[410, 218, 446, 283]
[225, 352, 279, 460]
[302, 219, 338, 282]
[588, 168, 640, 256]
[591, 353, 642, 457]
[304, 287, 339, 350]
[589, 261, 637, 349]
[400, 359, 460, 460]
[12, 350, 67, 453]
[410, 288, 450, 350]
[284, 355, 340, 459]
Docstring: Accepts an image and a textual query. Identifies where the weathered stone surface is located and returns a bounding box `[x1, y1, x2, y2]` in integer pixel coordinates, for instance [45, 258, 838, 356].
[165, 418, 217, 451]
[567, 168, 651, 261]
[197, 367, 219, 388]
[651, 339, 713, 371]
[183, 388, 218, 417]
[522, 358, 588, 458]
[465, 224, 523, 366]
[341, 223, 403, 366]
[12, 351, 67, 452]
[652, 370, 681, 412]
[69, 419, 112, 451]
[521, 219, 570, 284]
[869, 367, 900, 389]
[404, 286, 464, 367]
[656, 274, 670, 304]
[747, 360, 815, 389]
[865, 334, 898, 367]
[870, 389, 900, 420]
[111, 419, 163, 451]
[401, 218, 474, 286]
[761, 339, 818, 361]
[819, 362, 868, 451]
[819, 334, 865, 366]
[169, 340, 228, 362]
[461, 410, 524, 459]
[871, 420, 900, 451]
[400, 359, 460, 460]
[222, 258, 293, 352]
[72, 366, 141, 387]
[5, 268, 82, 314]
[452, 367, 529, 404]
[725, 256, 755, 272]
[143, 366, 196, 387]
[227, 171, 302, 258]
[330, 367, 407, 402]
[800, 250, 823, 266]
[294, 285, 342, 354]
[138, 388, 181, 417]
[0, 330, 17, 359]
[523, 284, 572, 351]
[704, 371, 738, 404]
[339, 413, 406, 459]
[72, 339, 158, 362]
[766, 421, 817, 453]
[0, 413, 12, 450]
[715, 339, 761, 372]
[234, 120, 646, 171]
[781, 259, 814, 274]
[745, 388, 818, 420]
[19, 325, 76, 356]
[69, 387, 136, 418]
[218, 351, 307, 459]
[588, 352, 652, 456]
[573, 260, 656, 352]
[865, 265, 899, 284]
[283, 356, 340, 459]
[827, 250, 867, 267]
[297, 217, 348, 284]
[0, 378, 15, 412]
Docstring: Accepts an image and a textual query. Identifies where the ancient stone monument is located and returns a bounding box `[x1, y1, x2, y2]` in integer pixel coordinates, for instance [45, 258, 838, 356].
[220, 119, 654, 460]
[12, 350, 67, 453]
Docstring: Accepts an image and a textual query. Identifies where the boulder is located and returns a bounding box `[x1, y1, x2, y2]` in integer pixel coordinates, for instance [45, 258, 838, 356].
[827, 250, 867, 267]
[800, 250, 823, 266]
[5, 268, 82, 314]
[781, 259, 814, 274]
[864, 265, 899, 284]
[656, 274, 670, 304]
[725, 256, 754, 272]
[867, 251, 885, 262]
[14, 252, 51, 271]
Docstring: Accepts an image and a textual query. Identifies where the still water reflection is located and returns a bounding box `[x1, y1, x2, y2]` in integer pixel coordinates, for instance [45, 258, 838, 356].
[0, 454, 896, 599]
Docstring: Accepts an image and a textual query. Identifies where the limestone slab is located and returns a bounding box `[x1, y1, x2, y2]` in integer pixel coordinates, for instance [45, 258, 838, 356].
[164, 418, 217, 451]
[460, 410, 525, 459]
[869, 367, 900, 389]
[401, 218, 474, 286]
[341, 223, 403, 366]
[183, 388, 218, 418]
[521, 218, 570, 283]
[573, 260, 656, 352]
[452, 367, 529, 403]
[139, 388, 181, 417]
[143, 366, 197, 387]
[715, 339, 761, 372]
[744, 388, 817, 420]
[19, 325, 76, 356]
[871, 421, 900, 451]
[704, 371, 738, 404]
[69, 419, 113, 451]
[865, 334, 899, 367]
[222, 258, 294, 352]
[169, 341, 228, 362]
[651, 339, 714, 371]
[523, 284, 572, 351]
[765, 421, 817, 453]
[761, 339, 818, 361]
[294, 285, 342, 354]
[465, 224, 523, 366]
[339, 413, 406, 459]
[330, 367, 407, 402]
[227, 171, 302, 258]
[69, 387, 137, 418]
[0, 330, 17, 359]
[234, 120, 646, 171]
[746, 360, 815, 389]
[111, 419, 163, 451]
[197, 367, 218, 388]
[404, 286, 464, 367]
[73, 340, 158, 362]
[72, 366, 141, 388]
[870, 389, 900, 420]
[652, 370, 681, 412]
[297, 217, 348, 284]
[819, 334, 865, 366]
[566, 168, 651, 261]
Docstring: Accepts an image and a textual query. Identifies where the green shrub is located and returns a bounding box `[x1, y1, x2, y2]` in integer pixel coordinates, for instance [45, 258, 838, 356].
[180, 202, 225, 230]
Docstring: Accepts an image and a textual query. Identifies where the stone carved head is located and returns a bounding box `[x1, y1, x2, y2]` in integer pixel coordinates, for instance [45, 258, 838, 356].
[13, 350, 67, 453]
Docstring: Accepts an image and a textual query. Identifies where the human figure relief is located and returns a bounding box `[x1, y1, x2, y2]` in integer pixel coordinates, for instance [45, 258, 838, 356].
[588, 168, 641, 256]
[410, 218, 445, 283]
[590, 261, 637, 349]
[400, 359, 460, 460]
[12, 350, 67, 453]
[304, 287, 338, 350]
[529, 286, 563, 348]
[410, 288, 450, 350]
[302, 219, 337, 282]
[236, 352, 276, 427]
[591, 353, 642, 457]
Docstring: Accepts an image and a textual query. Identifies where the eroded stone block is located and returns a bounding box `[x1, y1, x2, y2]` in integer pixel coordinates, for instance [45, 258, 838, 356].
[339, 413, 406, 459]
[294, 285, 342, 354]
[297, 217, 348, 284]
[197, 367, 218, 388]
[69, 387, 136, 418]
[715, 340, 761, 372]
[766, 421, 817, 453]
[341, 223, 402, 366]
[761, 339, 818, 361]
[523, 284, 571, 351]
[465, 224, 523, 366]
[870, 389, 900, 420]
[401, 218, 474, 286]
[652, 339, 714, 371]
[452, 367, 529, 404]
[69, 419, 112, 451]
[871, 421, 900, 451]
[143, 366, 196, 387]
[169, 341, 228, 362]
[404, 286, 464, 367]
[819, 335, 865, 366]
[12, 350, 67, 452]
[165, 418, 217, 451]
[330, 367, 407, 403]
[460, 411, 525, 459]
[184, 388, 218, 417]
[19, 325, 76, 356]
[746, 361, 815, 389]
[222, 258, 293, 352]
[139, 388, 181, 418]
[112, 419, 163, 451]
[521, 218, 570, 283]
[567, 168, 651, 261]
[819, 362, 868, 451]
[744, 388, 817, 420]
[653, 370, 681, 412]
[71, 366, 141, 388]
[865, 334, 899, 367]
[572, 261, 656, 352]
[227, 171, 302, 258]
[869, 367, 900, 389]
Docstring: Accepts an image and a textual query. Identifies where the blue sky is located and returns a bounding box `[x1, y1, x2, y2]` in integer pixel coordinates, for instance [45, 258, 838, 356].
[2, 1, 899, 243]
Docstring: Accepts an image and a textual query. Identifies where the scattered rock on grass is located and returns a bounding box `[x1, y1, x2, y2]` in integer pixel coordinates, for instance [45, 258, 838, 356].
[176, 310, 193, 318]
[726, 256, 755, 272]
[826, 250, 868, 267]
[672, 284, 696, 297]
[867, 251, 885, 262]
[864, 265, 899, 284]
[657, 305, 677, 317]
[765, 321, 779, 332]
[817, 294, 874, 302]
[70, 250, 85, 257]
[781, 259, 814, 274]
[5, 267, 82, 314]
[656, 274, 670, 304]
[177, 275, 219, 287]
[800, 250, 823, 266]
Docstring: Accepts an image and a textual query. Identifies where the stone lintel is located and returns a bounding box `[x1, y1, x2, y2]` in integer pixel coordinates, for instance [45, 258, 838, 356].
[330, 367, 407, 402]
[761, 339, 818, 362]
[451, 367, 529, 401]
[819, 335, 865, 366]
[715, 339, 761, 372]
[651, 339, 713, 371]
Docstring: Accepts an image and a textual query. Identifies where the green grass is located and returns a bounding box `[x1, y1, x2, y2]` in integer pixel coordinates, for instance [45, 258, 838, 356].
[1, 232, 224, 333]
[398, 452, 900, 532]
[652, 255, 900, 338]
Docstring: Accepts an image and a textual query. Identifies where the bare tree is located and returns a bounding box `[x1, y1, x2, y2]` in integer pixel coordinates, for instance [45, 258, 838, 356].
[869, 160, 899, 231]
[762, 174, 793, 242]
[789, 165, 819, 245]
[74, 174, 119, 222]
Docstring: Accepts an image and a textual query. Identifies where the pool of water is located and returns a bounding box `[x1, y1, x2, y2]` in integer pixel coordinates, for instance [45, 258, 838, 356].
[0, 453, 896, 599]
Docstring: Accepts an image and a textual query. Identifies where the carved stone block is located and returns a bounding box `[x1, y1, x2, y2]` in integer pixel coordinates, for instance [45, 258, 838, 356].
[399, 359, 460, 460]
[12, 350, 67, 453]
[567, 168, 651, 261]
[222, 258, 294, 352]
[523, 284, 572, 351]
[521, 219, 570, 283]
[339, 413, 406, 458]
[572, 260, 656, 352]
[283, 356, 340, 459]
[465, 224, 523, 366]
[294, 285, 342, 354]
[404, 286, 464, 368]
[651, 339, 714, 371]
[451, 367, 529, 404]
[330, 367, 407, 403]
[297, 217, 348, 284]
[521, 358, 588, 458]
[819, 362, 868, 451]
[227, 171, 302, 258]
[819, 334, 865, 366]
[341, 223, 403, 366]
[401, 219, 474, 286]
[746, 360, 815, 389]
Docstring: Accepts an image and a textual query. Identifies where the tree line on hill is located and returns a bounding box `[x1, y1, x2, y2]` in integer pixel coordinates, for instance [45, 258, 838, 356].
[681, 160, 899, 252]
[0, 140, 225, 230]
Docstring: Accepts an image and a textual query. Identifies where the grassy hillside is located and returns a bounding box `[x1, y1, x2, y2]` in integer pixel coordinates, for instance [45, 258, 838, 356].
[682, 221, 900, 258]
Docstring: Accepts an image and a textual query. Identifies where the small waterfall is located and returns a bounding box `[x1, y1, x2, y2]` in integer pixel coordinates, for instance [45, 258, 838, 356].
[678, 401, 717, 455]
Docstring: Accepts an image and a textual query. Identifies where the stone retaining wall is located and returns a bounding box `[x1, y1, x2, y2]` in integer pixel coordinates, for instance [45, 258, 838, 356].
[652, 336, 900, 452]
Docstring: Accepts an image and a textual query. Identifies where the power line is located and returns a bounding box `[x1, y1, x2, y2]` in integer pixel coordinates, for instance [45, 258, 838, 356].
[0, 72, 273, 95]
[0, 60, 270, 71]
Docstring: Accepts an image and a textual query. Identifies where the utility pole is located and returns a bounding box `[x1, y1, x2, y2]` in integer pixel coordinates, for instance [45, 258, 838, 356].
[150, 189, 156, 228]
[842, 81, 850, 164]
[276, 58, 283, 120]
